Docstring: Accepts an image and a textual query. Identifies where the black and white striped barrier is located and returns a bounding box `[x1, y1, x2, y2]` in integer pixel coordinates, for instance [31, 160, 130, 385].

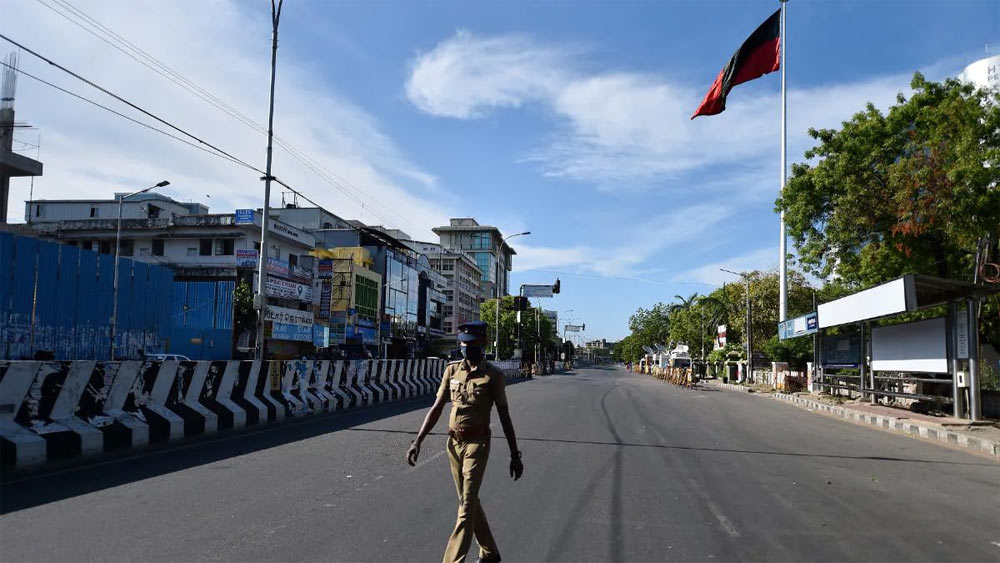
[0, 358, 463, 471]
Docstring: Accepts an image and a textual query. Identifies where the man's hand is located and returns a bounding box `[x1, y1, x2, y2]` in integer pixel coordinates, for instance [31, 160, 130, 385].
[509, 452, 523, 481]
[406, 441, 421, 466]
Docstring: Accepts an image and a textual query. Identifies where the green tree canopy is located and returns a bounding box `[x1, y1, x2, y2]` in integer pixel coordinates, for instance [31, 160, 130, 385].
[480, 296, 553, 360]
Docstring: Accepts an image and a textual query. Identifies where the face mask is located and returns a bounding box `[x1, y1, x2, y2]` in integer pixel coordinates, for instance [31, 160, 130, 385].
[461, 345, 484, 362]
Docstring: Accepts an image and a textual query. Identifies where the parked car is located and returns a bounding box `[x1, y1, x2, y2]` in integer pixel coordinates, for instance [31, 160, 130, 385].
[146, 353, 192, 362]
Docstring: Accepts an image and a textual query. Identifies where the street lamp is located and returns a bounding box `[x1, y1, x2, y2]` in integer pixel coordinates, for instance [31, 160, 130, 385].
[110, 180, 169, 360]
[720, 268, 751, 382]
[494, 231, 530, 358]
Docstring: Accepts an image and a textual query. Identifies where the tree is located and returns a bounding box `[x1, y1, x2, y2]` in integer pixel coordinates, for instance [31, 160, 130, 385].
[628, 302, 671, 350]
[778, 73, 1000, 286]
[480, 297, 553, 360]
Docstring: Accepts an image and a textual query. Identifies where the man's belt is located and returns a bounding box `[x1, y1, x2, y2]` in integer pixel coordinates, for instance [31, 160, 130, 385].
[448, 426, 490, 441]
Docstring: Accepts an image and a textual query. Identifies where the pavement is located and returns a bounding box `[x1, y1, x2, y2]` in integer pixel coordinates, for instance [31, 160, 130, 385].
[1, 366, 998, 562]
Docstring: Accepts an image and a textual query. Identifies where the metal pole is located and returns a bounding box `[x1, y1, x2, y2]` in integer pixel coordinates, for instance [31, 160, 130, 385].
[778, 0, 788, 322]
[949, 301, 962, 418]
[110, 195, 124, 360]
[255, 0, 283, 361]
[745, 274, 751, 383]
[967, 299, 982, 421]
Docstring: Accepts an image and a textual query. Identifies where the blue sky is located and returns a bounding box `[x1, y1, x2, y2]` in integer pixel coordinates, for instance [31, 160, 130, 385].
[5, 0, 998, 341]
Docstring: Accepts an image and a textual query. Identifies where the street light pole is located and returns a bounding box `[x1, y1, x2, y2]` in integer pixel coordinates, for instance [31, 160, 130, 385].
[255, 0, 284, 361]
[494, 231, 529, 358]
[721, 268, 751, 383]
[110, 180, 169, 360]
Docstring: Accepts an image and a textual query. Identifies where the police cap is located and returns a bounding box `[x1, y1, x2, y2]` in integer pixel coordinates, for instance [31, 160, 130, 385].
[457, 321, 488, 343]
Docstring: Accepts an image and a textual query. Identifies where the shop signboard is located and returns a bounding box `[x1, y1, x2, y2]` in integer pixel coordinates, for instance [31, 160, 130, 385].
[235, 209, 255, 224]
[319, 282, 331, 319]
[317, 260, 333, 279]
[263, 305, 314, 327]
[267, 257, 289, 277]
[235, 249, 258, 268]
[292, 265, 314, 283]
[312, 324, 330, 348]
[261, 277, 313, 301]
[355, 326, 377, 345]
[270, 322, 313, 342]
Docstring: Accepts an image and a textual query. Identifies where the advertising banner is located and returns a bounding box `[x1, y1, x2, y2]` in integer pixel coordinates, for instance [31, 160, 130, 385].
[292, 265, 314, 283]
[714, 325, 727, 350]
[312, 324, 330, 348]
[319, 282, 331, 319]
[262, 277, 313, 301]
[235, 209, 255, 224]
[317, 260, 333, 279]
[267, 257, 289, 277]
[270, 322, 313, 342]
[821, 332, 862, 368]
[564, 324, 583, 332]
[778, 312, 818, 340]
[235, 249, 258, 268]
[263, 305, 314, 327]
[355, 326, 377, 345]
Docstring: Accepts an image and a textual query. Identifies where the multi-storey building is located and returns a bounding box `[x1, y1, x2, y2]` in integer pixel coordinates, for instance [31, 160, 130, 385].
[432, 218, 518, 302]
[405, 240, 483, 335]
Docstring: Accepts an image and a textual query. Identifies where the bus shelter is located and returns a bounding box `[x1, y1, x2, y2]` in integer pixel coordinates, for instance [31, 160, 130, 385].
[786, 274, 996, 420]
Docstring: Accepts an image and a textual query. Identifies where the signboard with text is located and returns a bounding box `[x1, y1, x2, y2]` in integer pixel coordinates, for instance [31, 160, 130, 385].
[259, 277, 313, 301]
[235, 249, 258, 268]
[267, 257, 289, 277]
[523, 285, 554, 298]
[778, 312, 818, 340]
[312, 324, 330, 348]
[714, 324, 727, 350]
[235, 209, 255, 224]
[821, 332, 862, 369]
[270, 322, 313, 342]
[263, 305, 314, 327]
[317, 260, 333, 279]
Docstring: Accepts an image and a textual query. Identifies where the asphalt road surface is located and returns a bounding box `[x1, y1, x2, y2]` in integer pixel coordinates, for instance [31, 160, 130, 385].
[2, 366, 998, 562]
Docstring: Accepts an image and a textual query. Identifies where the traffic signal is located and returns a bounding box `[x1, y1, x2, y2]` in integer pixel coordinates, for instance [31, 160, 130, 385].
[553, 278, 561, 294]
[513, 296, 528, 311]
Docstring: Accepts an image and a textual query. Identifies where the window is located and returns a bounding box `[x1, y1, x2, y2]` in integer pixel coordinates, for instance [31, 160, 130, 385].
[473, 252, 492, 282]
[90, 206, 99, 218]
[147, 205, 160, 219]
[288, 254, 298, 267]
[34, 205, 41, 217]
[82, 241, 93, 250]
[471, 232, 491, 250]
[254, 241, 261, 251]
[199, 239, 212, 256]
[215, 239, 235, 256]
[121, 240, 134, 257]
[152, 239, 164, 256]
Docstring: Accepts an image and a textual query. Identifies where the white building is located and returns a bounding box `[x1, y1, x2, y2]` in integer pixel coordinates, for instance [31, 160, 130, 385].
[960, 54, 1000, 91]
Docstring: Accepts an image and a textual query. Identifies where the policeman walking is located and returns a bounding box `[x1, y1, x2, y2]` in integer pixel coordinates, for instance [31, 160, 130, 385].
[407, 321, 524, 563]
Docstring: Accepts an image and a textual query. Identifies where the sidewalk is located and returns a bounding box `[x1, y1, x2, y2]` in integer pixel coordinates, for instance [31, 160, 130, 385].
[705, 380, 1000, 459]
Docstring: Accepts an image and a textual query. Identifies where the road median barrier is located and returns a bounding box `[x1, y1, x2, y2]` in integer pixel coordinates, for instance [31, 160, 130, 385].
[0, 357, 530, 472]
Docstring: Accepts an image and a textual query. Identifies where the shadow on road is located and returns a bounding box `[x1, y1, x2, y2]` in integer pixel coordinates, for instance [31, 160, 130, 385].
[0, 378, 533, 514]
[347, 428, 996, 468]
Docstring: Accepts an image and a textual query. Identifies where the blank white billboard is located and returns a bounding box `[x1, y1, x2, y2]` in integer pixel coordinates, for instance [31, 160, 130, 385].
[871, 317, 948, 373]
[818, 277, 913, 328]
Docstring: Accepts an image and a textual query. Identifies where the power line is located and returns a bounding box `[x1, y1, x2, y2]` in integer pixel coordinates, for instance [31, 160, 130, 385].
[34, 0, 435, 238]
[0, 61, 258, 171]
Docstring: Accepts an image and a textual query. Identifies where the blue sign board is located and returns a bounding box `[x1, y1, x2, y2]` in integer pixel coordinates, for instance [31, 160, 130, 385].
[235, 209, 255, 225]
[778, 312, 819, 340]
[355, 326, 377, 345]
[271, 322, 312, 342]
[312, 324, 330, 348]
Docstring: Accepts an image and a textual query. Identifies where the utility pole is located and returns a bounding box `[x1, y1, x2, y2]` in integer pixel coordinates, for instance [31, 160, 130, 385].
[255, 0, 283, 361]
[721, 268, 752, 383]
[495, 231, 529, 358]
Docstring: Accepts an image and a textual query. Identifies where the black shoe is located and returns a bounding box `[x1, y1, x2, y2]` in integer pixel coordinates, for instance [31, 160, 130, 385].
[477, 555, 501, 563]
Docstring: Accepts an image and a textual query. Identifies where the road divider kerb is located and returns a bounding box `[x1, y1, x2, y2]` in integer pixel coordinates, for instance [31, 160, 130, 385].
[705, 380, 1000, 459]
[0, 358, 533, 472]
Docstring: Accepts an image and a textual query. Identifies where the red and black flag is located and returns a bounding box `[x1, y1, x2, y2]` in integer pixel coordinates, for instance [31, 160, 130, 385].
[691, 9, 781, 119]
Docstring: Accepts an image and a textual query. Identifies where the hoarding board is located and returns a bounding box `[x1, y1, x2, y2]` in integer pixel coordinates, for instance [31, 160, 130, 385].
[818, 277, 913, 328]
[235, 209, 255, 224]
[317, 260, 333, 279]
[523, 285, 554, 298]
[291, 265, 313, 283]
[564, 324, 583, 332]
[235, 249, 258, 268]
[270, 322, 312, 342]
[871, 317, 948, 373]
[312, 324, 330, 348]
[821, 332, 862, 368]
[261, 277, 313, 301]
[778, 312, 818, 340]
[267, 257, 289, 277]
[714, 324, 727, 349]
[319, 282, 331, 319]
[263, 305, 314, 327]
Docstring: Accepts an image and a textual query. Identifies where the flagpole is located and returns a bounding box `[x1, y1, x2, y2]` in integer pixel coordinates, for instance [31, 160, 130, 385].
[778, 0, 788, 322]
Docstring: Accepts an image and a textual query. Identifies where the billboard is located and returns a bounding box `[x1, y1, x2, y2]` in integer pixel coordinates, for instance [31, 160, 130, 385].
[821, 332, 862, 369]
[261, 277, 313, 301]
[778, 312, 818, 340]
[871, 317, 948, 373]
[267, 257, 289, 277]
[714, 324, 727, 350]
[317, 260, 334, 279]
[263, 305, 314, 327]
[564, 324, 584, 332]
[235, 249, 258, 268]
[312, 324, 330, 348]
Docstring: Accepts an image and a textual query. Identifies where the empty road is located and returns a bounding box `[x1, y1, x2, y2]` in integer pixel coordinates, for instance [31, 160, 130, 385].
[2, 366, 998, 562]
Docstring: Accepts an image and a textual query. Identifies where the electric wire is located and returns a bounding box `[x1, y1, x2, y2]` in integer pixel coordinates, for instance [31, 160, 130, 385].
[34, 0, 433, 238]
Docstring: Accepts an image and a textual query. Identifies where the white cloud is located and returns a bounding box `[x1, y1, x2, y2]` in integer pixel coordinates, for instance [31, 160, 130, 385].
[406, 31, 917, 190]
[4, 0, 448, 237]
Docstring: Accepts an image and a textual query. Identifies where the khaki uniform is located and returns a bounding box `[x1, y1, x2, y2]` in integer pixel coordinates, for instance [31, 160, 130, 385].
[436, 359, 507, 563]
